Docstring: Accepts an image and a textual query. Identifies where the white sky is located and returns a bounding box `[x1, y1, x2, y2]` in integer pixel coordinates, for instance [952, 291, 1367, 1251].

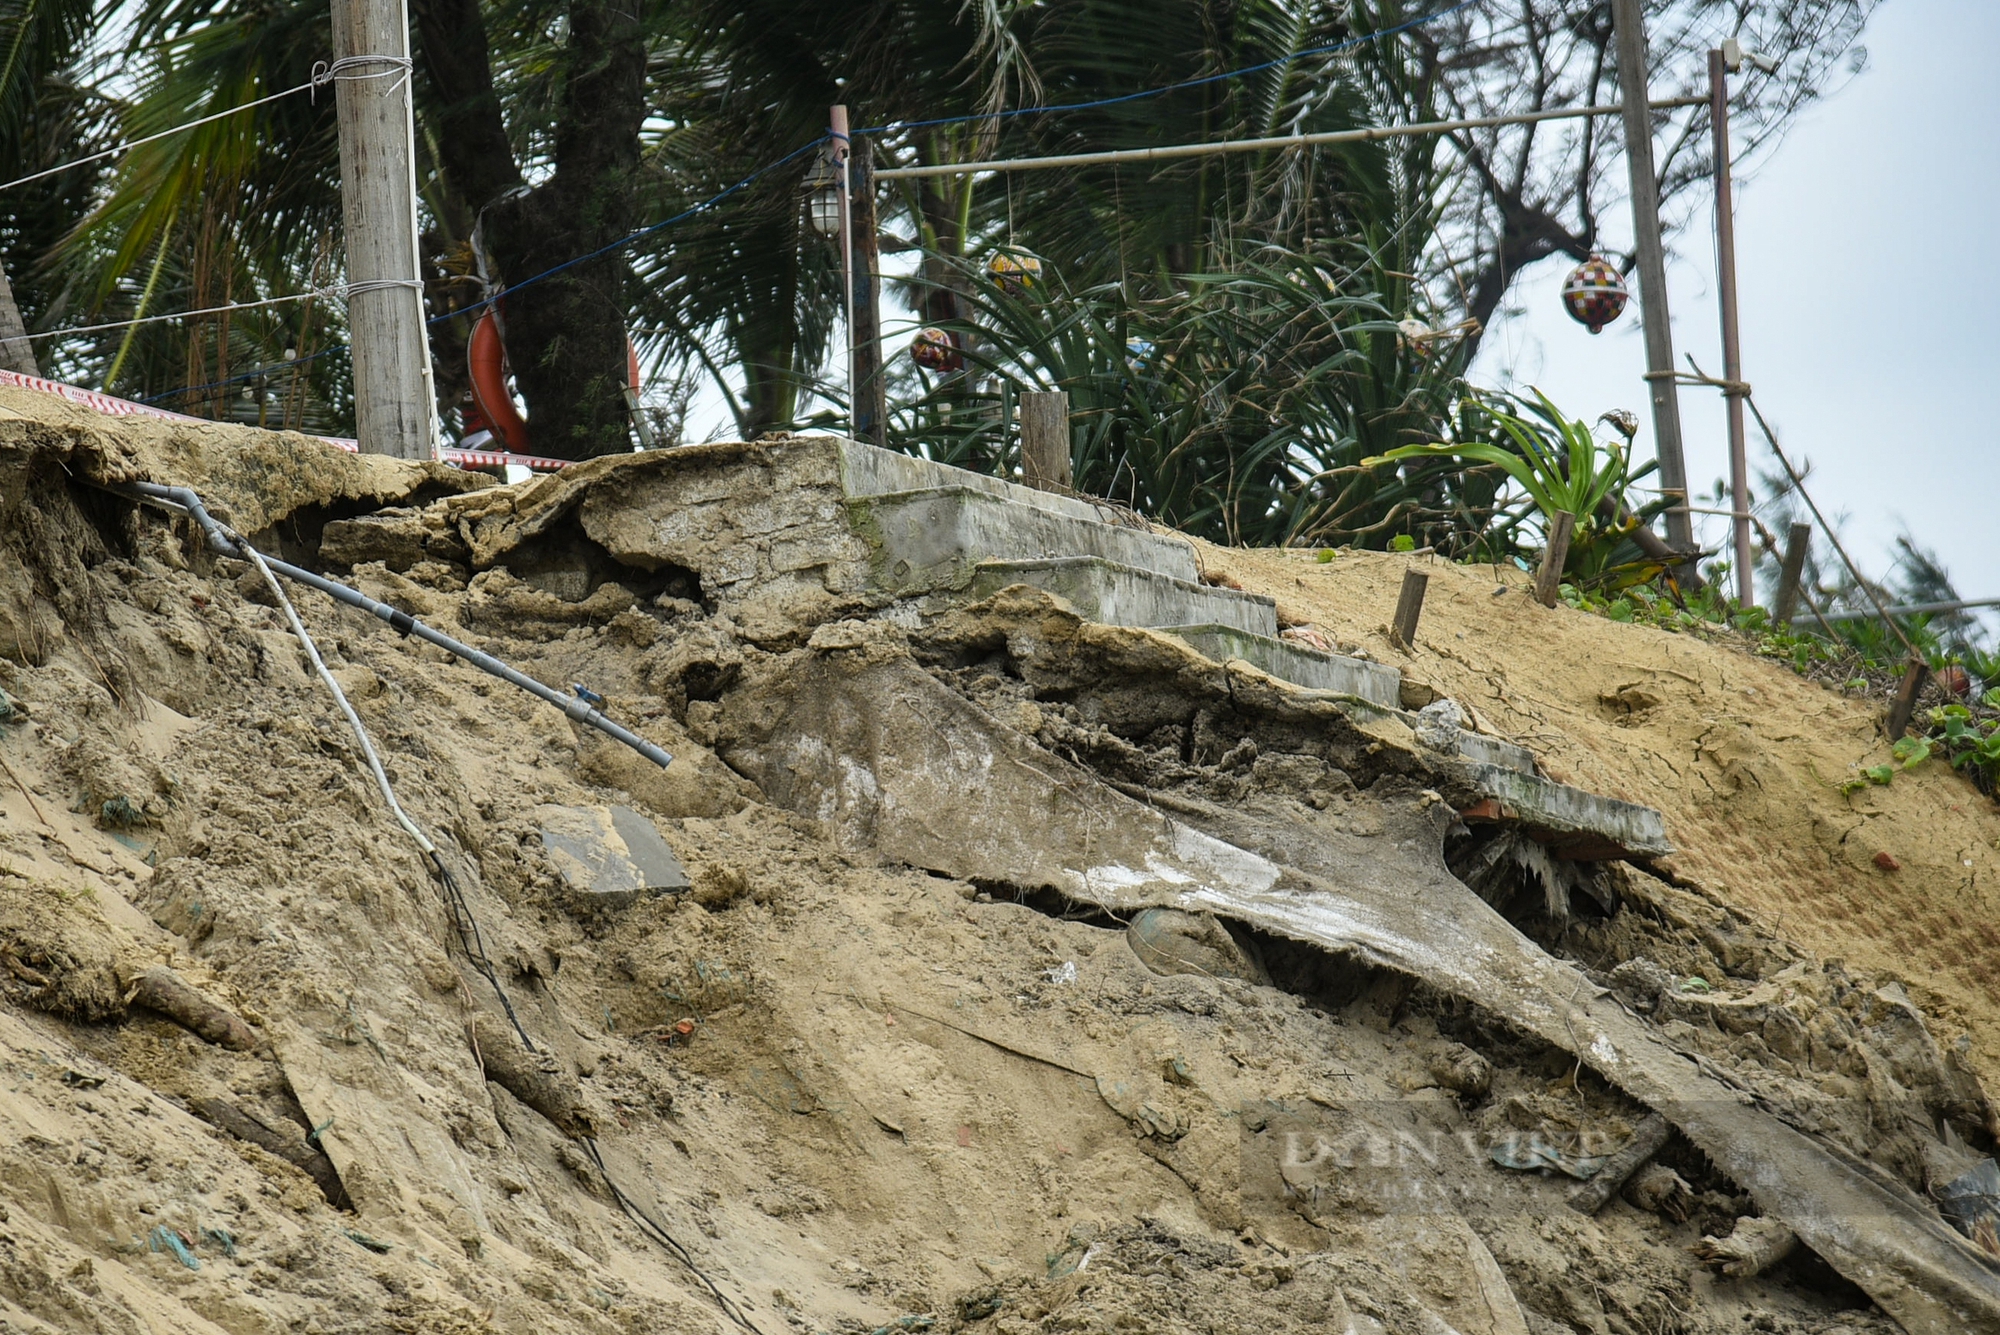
[1472, 0, 2000, 611]
[683, 0, 1999, 612]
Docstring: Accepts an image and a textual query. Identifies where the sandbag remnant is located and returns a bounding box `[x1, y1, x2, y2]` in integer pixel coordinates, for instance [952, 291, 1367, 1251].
[1695, 1217, 1800, 1279]
[1125, 907, 1269, 985]
[470, 1013, 594, 1139]
[1941, 1159, 2000, 1257]
[127, 967, 261, 1051]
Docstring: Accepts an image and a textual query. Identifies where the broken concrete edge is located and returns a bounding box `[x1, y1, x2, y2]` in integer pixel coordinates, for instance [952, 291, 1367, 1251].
[536, 804, 692, 910]
[1, 408, 493, 544]
[1456, 763, 1673, 861]
[847, 485, 1203, 596]
[1158, 623, 1402, 709]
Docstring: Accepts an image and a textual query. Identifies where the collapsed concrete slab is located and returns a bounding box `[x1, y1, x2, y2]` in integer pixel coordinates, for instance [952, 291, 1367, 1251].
[718, 626, 2000, 1335]
[536, 804, 692, 909]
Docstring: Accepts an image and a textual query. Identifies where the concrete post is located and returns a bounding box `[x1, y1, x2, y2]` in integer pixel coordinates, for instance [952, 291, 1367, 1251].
[330, 0, 436, 458]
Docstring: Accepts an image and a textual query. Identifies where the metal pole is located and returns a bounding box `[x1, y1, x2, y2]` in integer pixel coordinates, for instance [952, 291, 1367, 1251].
[329, 0, 436, 459]
[1611, 0, 1692, 557]
[830, 105, 856, 422]
[1710, 49, 1754, 607]
[848, 134, 887, 445]
[876, 98, 1705, 180]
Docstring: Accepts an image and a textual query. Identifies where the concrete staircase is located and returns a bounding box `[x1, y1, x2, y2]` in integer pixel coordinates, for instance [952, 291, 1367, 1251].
[831, 439, 1668, 860]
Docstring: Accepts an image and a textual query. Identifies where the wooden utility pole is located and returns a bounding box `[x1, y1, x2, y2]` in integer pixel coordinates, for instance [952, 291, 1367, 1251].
[1611, 0, 1692, 558]
[329, 0, 435, 459]
[1709, 48, 1754, 606]
[1019, 391, 1072, 491]
[848, 135, 887, 445]
[0, 258, 37, 377]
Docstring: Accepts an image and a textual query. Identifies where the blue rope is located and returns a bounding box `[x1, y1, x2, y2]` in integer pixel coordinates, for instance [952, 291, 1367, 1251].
[853, 0, 1478, 135]
[142, 136, 833, 406]
[135, 0, 1475, 407]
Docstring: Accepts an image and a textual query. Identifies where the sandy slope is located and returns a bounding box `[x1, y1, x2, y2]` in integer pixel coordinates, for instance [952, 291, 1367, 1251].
[1207, 544, 2000, 1088]
[0, 399, 1985, 1332]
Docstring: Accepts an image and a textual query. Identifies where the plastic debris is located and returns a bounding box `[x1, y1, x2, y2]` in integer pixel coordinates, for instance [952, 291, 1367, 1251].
[1488, 1130, 1610, 1180]
[1044, 960, 1077, 985]
[148, 1225, 200, 1270]
[572, 683, 605, 706]
[1938, 1158, 2000, 1257]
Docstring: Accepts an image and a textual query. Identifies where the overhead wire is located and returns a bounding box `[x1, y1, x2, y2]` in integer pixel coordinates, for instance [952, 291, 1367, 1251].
[139, 134, 836, 406]
[121, 1, 1475, 408]
[852, 0, 1479, 134]
[0, 55, 411, 196]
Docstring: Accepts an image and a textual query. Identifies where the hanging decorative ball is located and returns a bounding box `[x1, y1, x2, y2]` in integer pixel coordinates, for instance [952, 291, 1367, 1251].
[910, 327, 961, 373]
[986, 250, 1043, 296]
[1561, 256, 1629, 334]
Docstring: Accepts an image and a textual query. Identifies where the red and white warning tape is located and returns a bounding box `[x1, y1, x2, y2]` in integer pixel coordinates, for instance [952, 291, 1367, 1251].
[0, 368, 572, 472]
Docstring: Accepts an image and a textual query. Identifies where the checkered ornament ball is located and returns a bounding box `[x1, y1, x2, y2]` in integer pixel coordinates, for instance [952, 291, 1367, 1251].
[1561, 256, 1630, 334]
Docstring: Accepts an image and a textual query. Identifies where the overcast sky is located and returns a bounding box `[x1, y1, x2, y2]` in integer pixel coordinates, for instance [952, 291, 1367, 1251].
[1473, 0, 2000, 611]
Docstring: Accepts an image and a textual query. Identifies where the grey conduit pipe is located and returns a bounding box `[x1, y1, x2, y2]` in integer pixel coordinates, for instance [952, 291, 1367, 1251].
[109, 480, 674, 771]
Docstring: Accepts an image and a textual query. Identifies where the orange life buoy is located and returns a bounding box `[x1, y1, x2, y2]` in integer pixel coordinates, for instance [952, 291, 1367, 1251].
[467, 307, 642, 455]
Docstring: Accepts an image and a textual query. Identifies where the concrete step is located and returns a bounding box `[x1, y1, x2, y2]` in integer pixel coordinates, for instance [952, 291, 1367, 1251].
[1160, 624, 1402, 709]
[836, 438, 1148, 531]
[965, 557, 1279, 637]
[854, 486, 1200, 594]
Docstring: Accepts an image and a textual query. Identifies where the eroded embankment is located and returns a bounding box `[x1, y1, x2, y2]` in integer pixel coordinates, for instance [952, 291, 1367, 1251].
[0, 404, 1992, 1335]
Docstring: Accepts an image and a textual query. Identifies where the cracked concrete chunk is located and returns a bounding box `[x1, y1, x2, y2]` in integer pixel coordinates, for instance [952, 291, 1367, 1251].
[536, 804, 690, 908]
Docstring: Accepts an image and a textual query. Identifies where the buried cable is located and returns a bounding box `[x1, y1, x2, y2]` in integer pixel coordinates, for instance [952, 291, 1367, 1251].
[110, 481, 762, 1331]
[103, 480, 673, 771]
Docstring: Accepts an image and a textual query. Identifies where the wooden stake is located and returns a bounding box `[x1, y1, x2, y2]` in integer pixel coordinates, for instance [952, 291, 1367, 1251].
[1535, 511, 1577, 608]
[1019, 390, 1072, 491]
[1772, 521, 1811, 627]
[1390, 569, 1429, 651]
[1886, 656, 1929, 740]
[1568, 1112, 1673, 1215]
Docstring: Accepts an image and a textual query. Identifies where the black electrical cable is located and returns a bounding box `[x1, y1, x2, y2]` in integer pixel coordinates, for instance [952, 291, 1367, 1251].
[106, 478, 764, 1333]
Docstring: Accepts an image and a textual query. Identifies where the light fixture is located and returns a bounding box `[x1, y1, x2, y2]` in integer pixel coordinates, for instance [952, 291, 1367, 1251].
[804, 155, 842, 238]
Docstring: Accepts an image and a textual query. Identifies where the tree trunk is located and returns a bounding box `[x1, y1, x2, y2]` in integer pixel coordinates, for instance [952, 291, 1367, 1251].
[411, 0, 646, 460]
[0, 255, 39, 377]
